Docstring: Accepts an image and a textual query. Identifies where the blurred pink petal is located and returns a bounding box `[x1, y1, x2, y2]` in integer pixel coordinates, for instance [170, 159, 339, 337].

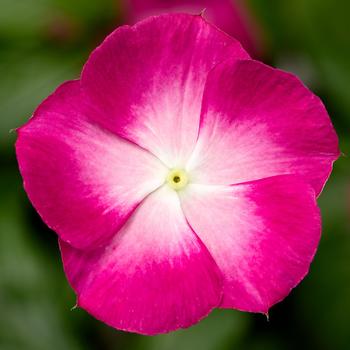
[121, 0, 264, 58]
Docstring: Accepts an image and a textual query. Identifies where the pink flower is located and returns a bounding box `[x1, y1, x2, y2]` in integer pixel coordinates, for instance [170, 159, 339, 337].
[16, 14, 339, 335]
[121, 0, 264, 58]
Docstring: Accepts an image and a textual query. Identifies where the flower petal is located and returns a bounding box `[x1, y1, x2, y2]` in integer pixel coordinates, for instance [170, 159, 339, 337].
[121, 0, 262, 58]
[81, 14, 249, 167]
[60, 185, 222, 335]
[187, 59, 340, 195]
[16, 80, 167, 250]
[179, 175, 321, 313]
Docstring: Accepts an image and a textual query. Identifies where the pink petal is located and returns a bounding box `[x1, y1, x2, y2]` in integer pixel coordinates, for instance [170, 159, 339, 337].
[81, 14, 249, 167]
[60, 186, 222, 335]
[121, 0, 263, 58]
[187, 59, 340, 196]
[16, 80, 167, 250]
[179, 175, 321, 313]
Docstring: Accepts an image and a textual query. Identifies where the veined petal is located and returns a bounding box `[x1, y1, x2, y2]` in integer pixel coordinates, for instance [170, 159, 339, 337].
[16, 80, 167, 250]
[81, 14, 249, 167]
[60, 186, 222, 335]
[179, 175, 321, 312]
[187, 59, 340, 195]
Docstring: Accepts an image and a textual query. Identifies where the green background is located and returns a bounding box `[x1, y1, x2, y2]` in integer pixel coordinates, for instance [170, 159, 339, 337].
[0, 1, 349, 349]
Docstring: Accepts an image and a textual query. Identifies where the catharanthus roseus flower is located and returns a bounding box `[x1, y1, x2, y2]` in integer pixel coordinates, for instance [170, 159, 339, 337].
[121, 0, 263, 58]
[16, 14, 339, 335]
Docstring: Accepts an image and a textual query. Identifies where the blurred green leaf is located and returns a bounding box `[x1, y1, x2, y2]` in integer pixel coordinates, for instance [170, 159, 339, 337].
[0, 49, 83, 152]
[250, 0, 350, 130]
[137, 309, 250, 350]
[0, 167, 87, 350]
[0, 0, 115, 44]
[294, 150, 350, 350]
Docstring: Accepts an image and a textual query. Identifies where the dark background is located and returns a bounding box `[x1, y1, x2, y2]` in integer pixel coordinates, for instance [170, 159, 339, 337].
[1, 1, 349, 349]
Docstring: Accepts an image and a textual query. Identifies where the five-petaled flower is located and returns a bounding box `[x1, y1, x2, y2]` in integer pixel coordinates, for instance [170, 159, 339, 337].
[16, 14, 339, 335]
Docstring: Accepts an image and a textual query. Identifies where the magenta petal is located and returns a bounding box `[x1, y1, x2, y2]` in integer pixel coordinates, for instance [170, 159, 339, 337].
[60, 186, 222, 335]
[81, 14, 249, 166]
[16, 80, 167, 250]
[188, 59, 340, 195]
[180, 175, 321, 313]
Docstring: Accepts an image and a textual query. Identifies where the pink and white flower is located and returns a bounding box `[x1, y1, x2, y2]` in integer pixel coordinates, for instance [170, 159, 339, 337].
[16, 14, 339, 335]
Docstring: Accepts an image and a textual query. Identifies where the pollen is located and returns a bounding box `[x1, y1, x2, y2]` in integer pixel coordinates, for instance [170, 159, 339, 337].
[166, 168, 189, 191]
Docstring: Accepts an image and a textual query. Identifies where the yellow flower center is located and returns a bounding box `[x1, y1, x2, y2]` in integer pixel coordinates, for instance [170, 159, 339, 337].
[166, 168, 189, 191]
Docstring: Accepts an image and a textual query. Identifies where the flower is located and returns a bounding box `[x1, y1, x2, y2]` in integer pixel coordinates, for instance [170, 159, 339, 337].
[120, 0, 264, 58]
[15, 14, 339, 335]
